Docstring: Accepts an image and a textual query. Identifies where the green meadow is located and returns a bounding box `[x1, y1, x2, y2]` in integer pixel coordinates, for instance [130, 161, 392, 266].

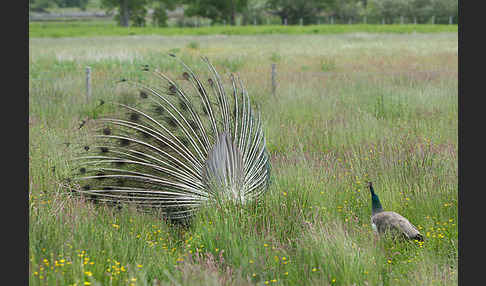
[29, 21, 457, 38]
[29, 29, 457, 285]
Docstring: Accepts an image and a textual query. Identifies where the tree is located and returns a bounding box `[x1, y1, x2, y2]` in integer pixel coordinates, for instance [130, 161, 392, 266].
[152, 2, 169, 26]
[367, 0, 409, 23]
[101, 0, 177, 27]
[430, 0, 458, 18]
[241, 0, 267, 25]
[331, 0, 364, 22]
[266, 0, 331, 25]
[183, 0, 249, 25]
[30, 0, 57, 12]
[53, 0, 90, 10]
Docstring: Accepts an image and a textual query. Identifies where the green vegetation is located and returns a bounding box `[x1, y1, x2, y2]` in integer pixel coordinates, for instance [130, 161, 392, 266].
[30, 0, 458, 27]
[29, 32, 457, 285]
[29, 21, 457, 38]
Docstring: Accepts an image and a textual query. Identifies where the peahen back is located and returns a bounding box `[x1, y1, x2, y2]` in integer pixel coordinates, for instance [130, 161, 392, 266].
[71, 56, 271, 220]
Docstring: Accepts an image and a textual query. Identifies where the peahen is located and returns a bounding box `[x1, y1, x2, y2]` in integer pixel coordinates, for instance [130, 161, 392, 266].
[368, 182, 424, 241]
[70, 56, 271, 221]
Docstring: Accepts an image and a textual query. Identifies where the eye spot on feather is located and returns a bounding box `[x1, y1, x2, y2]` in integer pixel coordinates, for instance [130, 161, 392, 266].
[182, 72, 190, 80]
[179, 137, 189, 147]
[154, 105, 165, 115]
[179, 99, 188, 111]
[164, 117, 178, 129]
[188, 120, 199, 131]
[119, 138, 130, 146]
[140, 130, 151, 139]
[100, 147, 109, 153]
[168, 85, 177, 95]
[103, 127, 111, 135]
[140, 91, 148, 99]
[95, 172, 106, 180]
[130, 113, 140, 122]
[201, 104, 209, 116]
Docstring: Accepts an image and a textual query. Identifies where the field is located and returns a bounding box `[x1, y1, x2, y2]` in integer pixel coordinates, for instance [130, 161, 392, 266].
[29, 21, 457, 38]
[29, 29, 458, 285]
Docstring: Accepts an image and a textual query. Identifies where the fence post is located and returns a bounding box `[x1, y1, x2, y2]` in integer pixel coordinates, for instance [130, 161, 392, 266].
[284, 18, 287, 25]
[414, 16, 417, 24]
[431, 15, 435, 24]
[330, 16, 334, 24]
[271, 64, 276, 97]
[363, 16, 367, 24]
[449, 16, 453, 24]
[86, 66, 91, 102]
[348, 18, 352, 24]
[318, 19, 320, 25]
[382, 18, 385, 25]
[299, 18, 303, 26]
[223, 19, 226, 26]
[254, 17, 256, 25]
[400, 16, 404, 24]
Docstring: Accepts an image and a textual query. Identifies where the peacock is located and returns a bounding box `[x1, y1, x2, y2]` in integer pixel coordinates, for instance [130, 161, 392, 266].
[70, 55, 271, 221]
[368, 182, 424, 241]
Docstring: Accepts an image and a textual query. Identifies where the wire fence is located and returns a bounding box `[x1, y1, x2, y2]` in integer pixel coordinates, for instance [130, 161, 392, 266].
[30, 64, 457, 105]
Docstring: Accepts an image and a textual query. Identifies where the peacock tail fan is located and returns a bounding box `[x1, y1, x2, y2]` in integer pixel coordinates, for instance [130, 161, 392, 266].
[69, 56, 271, 221]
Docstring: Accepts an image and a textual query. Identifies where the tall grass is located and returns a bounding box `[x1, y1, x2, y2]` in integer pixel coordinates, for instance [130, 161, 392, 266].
[29, 33, 457, 285]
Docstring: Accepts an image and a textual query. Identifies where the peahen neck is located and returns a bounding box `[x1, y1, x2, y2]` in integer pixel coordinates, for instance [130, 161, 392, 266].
[369, 184, 384, 215]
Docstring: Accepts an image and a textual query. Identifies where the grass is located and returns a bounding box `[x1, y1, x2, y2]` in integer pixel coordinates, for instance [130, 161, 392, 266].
[29, 32, 457, 285]
[29, 20, 457, 38]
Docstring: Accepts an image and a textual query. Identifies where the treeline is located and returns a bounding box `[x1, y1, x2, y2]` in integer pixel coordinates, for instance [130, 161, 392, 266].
[29, 0, 458, 27]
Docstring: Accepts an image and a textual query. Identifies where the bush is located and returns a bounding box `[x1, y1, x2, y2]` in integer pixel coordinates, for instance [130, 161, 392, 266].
[152, 4, 168, 27]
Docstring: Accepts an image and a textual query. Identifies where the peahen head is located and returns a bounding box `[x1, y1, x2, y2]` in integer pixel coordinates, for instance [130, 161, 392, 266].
[368, 182, 383, 215]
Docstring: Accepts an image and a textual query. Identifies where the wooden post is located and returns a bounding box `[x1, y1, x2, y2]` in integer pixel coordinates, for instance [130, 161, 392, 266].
[400, 16, 404, 24]
[382, 18, 385, 25]
[254, 17, 256, 25]
[284, 18, 287, 25]
[363, 16, 367, 24]
[414, 16, 417, 24]
[299, 18, 303, 26]
[271, 64, 276, 97]
[431, 15, 435, 24]
[86, 66, 91, 102]
[449, 16, 453, 24]
[330, 16, 334, 24]
[348, 18, 352, 24]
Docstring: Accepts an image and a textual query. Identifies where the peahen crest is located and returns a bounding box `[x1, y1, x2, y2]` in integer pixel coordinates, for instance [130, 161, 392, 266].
[70, 56, 271, 220]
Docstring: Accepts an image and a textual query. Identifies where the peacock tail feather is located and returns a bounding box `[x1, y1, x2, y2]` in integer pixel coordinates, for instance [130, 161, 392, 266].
[70, 56, 271, 221]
